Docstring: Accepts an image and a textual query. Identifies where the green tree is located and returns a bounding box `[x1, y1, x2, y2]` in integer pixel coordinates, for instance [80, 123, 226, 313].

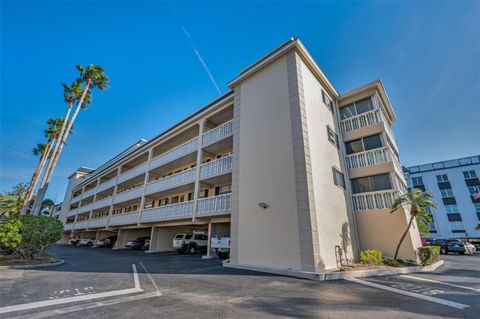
[33, 65, 108, 214]
[0, 183, 29, 218]
[0, 215, 64, 259]
[390, 189, 438, 260]
[40, 199, 55, 215]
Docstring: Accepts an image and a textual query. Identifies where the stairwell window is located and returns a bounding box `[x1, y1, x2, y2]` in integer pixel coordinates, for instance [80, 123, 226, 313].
[463, 170, 477, 179]
[332, 167, 345, 189]
[322, 89, 334, 114]
[326, 125, 339, 148]
[436, 174, 449, 182]
[440, 188, 454, 198]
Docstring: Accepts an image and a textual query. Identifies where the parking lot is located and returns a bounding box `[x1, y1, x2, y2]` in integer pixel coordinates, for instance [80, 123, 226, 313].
[0, 246, 479, 319]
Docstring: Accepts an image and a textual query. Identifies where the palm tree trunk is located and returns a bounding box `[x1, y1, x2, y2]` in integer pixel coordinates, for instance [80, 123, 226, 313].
[33, 81, 91, 215]
[394, 214, 415, 260]
[23, 140, 51, 207]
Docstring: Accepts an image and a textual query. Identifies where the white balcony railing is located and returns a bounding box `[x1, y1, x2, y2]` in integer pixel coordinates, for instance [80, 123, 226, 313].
[82, 187, 96, 199]
[78, 203, 92, 214]
[92, 196, 113, 210]
[88, 217, 108, 228]
[340, 109, 381, 133]
[71, 194, 81, 204]
[196, 194, 231, 216]
[150, 137, 198, 170]
[202, 120, 234, 147]
[118, 162, 147, 184]
[109, 211, 140, 226]
[352, 190, 399, 211]
[67, 208, 78, 217]
[113, 187, 143, 205]
[141, 201, 193, 222]
[64, 223, 74, 231]
[200, 155, 232, 179]
[145, 168, 195, 195]
[97, 178, 116, 193]
[345, 147, 390, 169]
[74, 220, 89, 230]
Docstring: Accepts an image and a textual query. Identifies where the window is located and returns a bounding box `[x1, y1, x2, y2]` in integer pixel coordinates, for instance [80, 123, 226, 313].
[339, 97, 374, 120]
[445, 204, 458, 213]
[468, 185, 480, 195]
[322, 90, 334, 113]
[332, 167, 345, 189]
[326, 125, 339, 148]
[345, 134, 383, 155]
[440, 188, 454, 198]
[351, 173, 392, 194]
[450, 221, 465, 232]
[447, 213, 462, 222]
[411, 176, 424, 186]
[436, 174, 449, 182]
[463, 170, 477, 179]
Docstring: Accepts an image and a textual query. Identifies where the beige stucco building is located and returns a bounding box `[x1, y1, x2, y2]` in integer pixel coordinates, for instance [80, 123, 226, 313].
[59, 38, 421, 275]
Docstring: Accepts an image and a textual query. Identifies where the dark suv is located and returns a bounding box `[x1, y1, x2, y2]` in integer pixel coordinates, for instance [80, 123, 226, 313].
[432, 239, 465, 255]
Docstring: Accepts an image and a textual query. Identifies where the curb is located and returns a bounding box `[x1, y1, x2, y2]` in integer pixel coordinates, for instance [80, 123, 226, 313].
[324, 260, 444, 281]
[11, 259, 65, 269]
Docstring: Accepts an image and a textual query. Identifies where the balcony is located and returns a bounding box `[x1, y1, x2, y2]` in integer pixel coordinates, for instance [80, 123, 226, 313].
[141, 200, 193, 222]
[196, 194, 231, 216]
[340, 109, 381, 133]
[64, 223, 74, 231]
[78, 203, 92, 214]
[202, 120, 234, 147]
[150, 137, 198, 170]
[109, 211, 140, 226]
[145, 168, 195, 195]
[74, 220, 89, 230]
[83, 187, 96, 199]
[200, 155, 232, 179]
[88, 217, 108, 228]
[92, 196, 113, 210]
[345, 147, 391, 169]
[97, 178, 116, 193]
[113, 187, 143, 204]
[352, 190, 399, 211]
[67, 208, 78, 217]
[118, 162, 147, 184]
[71, 194, 81, 204]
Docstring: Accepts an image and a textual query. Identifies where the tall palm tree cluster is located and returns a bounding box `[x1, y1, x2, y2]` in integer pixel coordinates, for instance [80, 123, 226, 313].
[21, 65, 109, 215]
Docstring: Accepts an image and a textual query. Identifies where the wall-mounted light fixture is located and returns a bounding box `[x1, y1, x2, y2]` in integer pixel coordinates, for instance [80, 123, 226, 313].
[258, 202, 269, 209]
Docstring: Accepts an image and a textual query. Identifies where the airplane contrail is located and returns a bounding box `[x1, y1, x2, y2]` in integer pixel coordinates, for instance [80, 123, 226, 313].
[168, 3, 222, 95]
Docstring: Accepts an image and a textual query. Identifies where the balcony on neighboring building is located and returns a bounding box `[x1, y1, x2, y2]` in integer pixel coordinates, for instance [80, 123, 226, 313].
[145, 167, 196, 195]
[88, 217, 108, 229]
[202, 119, 233, 147]
[141, 200, 194, 222]
[109, 211, 140, 226]
[200, 154, 232, 179]
[196, 193, 232, 217]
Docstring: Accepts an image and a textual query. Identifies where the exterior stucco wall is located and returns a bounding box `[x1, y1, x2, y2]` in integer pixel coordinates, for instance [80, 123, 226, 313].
[299, 58, 355, 269]
[150, 226, 191, 251]
[234, 55, 303, 270]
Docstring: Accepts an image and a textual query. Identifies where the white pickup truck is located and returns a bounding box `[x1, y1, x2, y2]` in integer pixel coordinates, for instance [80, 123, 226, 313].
[173, 233, 208, 254]
[211, 236, 230, 259]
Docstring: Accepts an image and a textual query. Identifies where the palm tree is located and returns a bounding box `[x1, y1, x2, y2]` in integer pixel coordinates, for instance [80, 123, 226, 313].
[22, 118, 64, 209]
[390, 189, 438, 260]
[1, 183, 29, 218]
[32, 64, 108, 214]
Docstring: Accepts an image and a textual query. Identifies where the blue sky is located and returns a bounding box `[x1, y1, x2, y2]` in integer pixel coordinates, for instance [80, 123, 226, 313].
[1, 1, 479, 202]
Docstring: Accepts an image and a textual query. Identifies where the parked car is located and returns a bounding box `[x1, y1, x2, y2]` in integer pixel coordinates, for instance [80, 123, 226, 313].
[432, 239, 465, 255]
[78, 238, 95, 246]
[141, 239, 150, 251]
[420, 237, 429, 246]
[425, 238, 436, 245]
[463, 242, 477, 254]
[173, 233, 208, 254]
[126, 236, 150, 250]
[69, 236, 80, 245]
[211, 236, 230, 259]
[96, 236, 117, 248]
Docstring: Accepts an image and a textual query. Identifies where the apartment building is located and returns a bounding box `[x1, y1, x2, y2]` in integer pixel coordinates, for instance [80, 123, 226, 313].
[59, 38, 421, 275]
[404, 155, 480, 239]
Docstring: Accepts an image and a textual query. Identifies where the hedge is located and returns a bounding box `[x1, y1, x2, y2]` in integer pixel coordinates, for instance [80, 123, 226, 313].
[417, 246, 440, 266]
[360, 249, 383, 266]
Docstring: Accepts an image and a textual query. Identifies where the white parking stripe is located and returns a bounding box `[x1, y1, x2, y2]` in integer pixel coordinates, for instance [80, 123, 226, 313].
[0, 264, 143, 315]
[139, 261, 160, 293]
[400, 275, 480, 293]
[346, 278, 470, 310]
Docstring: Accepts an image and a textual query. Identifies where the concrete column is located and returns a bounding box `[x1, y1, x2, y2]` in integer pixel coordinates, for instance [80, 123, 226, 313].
[206, 222, 212, 257]
[192, 120, 205, 222]
[138, 149, 153, 223]
[106, 167, 122, 227]
[148, 226, 158, 252]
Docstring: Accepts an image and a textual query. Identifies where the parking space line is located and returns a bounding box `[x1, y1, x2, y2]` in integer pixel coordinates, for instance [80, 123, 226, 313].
[0, 264, 143, 315]
[346, 278, 470, 310]
[139, 261, 160, 293]
[400, 275, 480, 293]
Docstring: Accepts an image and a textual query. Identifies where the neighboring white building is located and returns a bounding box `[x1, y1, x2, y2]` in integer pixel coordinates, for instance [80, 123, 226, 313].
[58, 38, 421, 275]
[404, 155, 480, 239]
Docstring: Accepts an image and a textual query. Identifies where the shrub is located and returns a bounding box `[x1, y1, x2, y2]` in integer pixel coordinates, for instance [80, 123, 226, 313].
[0, 215, 63, 259]
[383, 257, 401, 267]
[417, 246, 440, 266]
[360, 249, 383, 266]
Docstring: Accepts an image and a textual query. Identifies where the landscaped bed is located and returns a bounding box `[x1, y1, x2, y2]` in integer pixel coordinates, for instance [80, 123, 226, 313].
[0, 252, 59, 267]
